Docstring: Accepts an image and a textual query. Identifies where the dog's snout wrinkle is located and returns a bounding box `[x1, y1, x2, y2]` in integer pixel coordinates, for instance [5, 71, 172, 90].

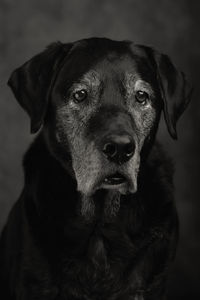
[102, 134, 135, 165]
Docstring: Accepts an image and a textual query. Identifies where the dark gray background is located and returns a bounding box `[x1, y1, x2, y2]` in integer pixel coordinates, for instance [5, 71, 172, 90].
[0, 0, 199, 298]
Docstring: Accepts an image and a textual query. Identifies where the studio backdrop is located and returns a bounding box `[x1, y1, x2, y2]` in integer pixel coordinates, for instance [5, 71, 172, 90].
[0, 0, 199, 298]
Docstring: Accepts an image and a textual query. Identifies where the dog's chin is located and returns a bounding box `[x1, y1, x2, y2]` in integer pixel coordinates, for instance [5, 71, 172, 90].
[80, 180, 135, 222]
[76, 166, 139, 221]
[79, 176, 137, 222]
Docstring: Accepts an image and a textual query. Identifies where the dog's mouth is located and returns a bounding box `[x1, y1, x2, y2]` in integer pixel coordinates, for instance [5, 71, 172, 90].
[97, 171, 135, 194]
[103, 172, 127, 185]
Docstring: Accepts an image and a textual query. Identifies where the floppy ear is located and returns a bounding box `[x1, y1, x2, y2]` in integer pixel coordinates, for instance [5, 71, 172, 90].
[8, 42, 72, 133]
[154, 52, 193, 139]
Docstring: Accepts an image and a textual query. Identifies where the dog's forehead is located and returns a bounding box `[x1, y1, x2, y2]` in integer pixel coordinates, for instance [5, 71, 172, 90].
[55, 40, 157, 93]
[76, 55, 139, 84]
[92, 54, 138, 78]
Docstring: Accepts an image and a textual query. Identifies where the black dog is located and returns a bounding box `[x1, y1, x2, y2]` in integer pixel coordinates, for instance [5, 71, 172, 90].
[0, 38, 192, 299]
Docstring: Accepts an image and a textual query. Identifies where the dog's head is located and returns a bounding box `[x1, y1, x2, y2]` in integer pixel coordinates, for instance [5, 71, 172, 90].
[8, 38, 192, 216]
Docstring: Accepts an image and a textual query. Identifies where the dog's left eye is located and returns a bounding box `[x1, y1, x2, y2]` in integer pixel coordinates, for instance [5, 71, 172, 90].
[73, 89, 87, 102]
[135, 91, 149, 105]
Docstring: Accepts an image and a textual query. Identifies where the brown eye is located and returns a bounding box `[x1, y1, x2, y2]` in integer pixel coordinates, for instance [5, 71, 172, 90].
[135, 90, 149, 105]
[73, 89, 87, 102]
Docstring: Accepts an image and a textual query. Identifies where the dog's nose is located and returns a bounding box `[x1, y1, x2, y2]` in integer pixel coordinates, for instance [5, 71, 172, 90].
[102, 135, 135, 164]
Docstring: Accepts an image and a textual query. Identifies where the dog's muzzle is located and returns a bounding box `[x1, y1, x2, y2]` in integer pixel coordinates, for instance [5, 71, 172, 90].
[72, 108, 140, 197]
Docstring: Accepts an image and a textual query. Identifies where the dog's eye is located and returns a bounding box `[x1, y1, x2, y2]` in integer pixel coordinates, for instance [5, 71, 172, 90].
[73, 89, 87, 102]
[135, 91, 149, 105]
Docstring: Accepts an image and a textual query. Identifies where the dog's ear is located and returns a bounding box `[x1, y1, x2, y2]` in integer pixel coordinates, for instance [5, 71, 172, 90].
[154, 52, 193, 139]
[8, 42, 72, 133]
[137, 45, 193, 139]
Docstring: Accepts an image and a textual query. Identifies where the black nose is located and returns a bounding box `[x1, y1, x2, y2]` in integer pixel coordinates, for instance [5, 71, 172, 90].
[102, 134, 135, 165]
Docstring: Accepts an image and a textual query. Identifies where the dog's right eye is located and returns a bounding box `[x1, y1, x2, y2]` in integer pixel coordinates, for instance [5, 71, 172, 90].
[73, 89, 87, 102]
[135, 90, 149, 105]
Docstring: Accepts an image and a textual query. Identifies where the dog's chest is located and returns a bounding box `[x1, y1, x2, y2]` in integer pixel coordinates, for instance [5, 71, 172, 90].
[58, 224, 143, 299]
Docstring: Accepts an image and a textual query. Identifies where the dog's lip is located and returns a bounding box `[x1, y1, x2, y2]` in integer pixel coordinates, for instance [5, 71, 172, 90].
[102, 172, 126, 185]
[95, 171, 134, 192]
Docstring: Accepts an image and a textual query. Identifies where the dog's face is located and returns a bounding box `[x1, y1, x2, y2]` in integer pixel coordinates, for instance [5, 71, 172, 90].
[8, 38, 192, 218]
[48, 45, 161, 197]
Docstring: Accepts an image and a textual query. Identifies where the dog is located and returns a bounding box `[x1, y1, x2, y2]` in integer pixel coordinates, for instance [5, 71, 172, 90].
[0, 38, 192, 299]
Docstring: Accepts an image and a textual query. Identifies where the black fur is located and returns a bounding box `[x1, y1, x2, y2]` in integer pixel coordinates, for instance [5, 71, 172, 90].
[0, 38, 192, 299]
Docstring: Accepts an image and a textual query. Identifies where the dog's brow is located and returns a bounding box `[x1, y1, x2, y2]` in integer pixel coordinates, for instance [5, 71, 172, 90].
[124, 72, 154, 97]
[79, 70, 101, 87]
[134, 79, 154, 96]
